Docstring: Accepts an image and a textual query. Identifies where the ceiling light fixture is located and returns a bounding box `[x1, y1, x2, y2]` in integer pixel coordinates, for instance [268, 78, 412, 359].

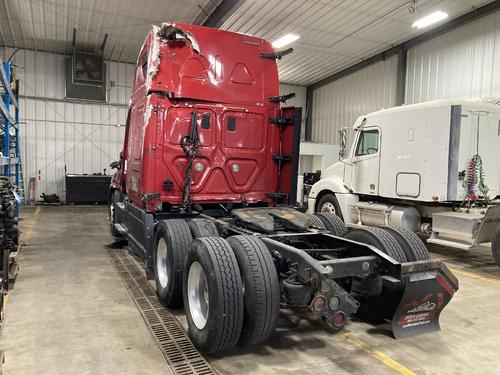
[272, 34, 300, 48]
[412, 11, 448, 29]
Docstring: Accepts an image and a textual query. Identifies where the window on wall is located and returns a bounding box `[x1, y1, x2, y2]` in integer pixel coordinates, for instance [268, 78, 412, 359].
[355, 129, 379, 156]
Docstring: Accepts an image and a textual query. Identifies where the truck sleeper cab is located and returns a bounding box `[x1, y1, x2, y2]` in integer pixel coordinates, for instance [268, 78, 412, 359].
[109, 24, 458, 354]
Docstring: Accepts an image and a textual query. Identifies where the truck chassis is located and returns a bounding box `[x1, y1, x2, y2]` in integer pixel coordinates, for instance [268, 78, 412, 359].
[111, 201, 458, 354]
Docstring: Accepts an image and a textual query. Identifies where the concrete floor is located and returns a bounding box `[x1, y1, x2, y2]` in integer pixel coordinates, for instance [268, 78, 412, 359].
[0, 206, 169, 375]
[1, 205, 500, 374]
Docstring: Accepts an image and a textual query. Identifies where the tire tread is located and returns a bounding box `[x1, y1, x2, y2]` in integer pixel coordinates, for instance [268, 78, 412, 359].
[382, 226, 430, 261]
[344, 226, 407, 263]
[227, 235, 280, 346]
[154, 219, 192, 308]
[315, 212, 347, 236]
[307, 214, 326, 230]
[202, 237, 244, 353]
[188, 219, 219, 238]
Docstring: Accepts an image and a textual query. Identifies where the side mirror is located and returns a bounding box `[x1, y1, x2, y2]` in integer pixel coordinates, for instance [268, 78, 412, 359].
[338, 128, 347, 160]
[110, 161, 120, 169]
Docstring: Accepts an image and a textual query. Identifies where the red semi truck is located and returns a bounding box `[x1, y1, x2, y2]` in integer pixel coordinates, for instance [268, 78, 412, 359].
[109, 23, 458, 354]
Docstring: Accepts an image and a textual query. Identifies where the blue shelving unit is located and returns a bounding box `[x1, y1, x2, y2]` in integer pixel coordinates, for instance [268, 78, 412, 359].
[0, 57, 21, 213]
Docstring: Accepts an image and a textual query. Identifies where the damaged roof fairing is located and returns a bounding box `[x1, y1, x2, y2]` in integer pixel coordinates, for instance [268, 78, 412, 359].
[145, 23, 202, 91]
[156, 23, 200, 53]
[143, 23, 204, 128]
[140, 22, 280, 107]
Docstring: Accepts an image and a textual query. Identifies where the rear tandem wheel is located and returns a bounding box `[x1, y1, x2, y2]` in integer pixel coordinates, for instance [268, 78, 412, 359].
[343, 226, 407, 263]
[227, 235, 280, 346]
[382, 226, 430, 261]
[343, 226, 407, 322]
[188, 218, 219, 238]
[314, 212, 347, 236]
[183, 237, 244, 354]
[153, 219, 193, 308]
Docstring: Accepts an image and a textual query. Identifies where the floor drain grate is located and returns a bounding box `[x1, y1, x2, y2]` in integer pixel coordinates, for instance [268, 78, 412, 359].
[108, 249, 215, 375]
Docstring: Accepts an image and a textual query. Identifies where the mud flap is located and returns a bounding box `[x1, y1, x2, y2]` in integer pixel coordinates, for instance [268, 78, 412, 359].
[391, 261, 458, 339]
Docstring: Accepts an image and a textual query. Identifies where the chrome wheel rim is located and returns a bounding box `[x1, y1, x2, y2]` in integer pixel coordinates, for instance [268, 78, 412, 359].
[109, 202, 115, 223]
[156, 238, 169, 289]
[321, 202, 336, 213]
[187, 261, 209, 330]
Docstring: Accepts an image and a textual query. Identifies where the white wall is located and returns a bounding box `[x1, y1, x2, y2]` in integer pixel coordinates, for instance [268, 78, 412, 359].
[280, 83, 307, 139]
[406, 10, 500, 103]
[0, 47, 132, 201]
[299, 142, 339, 175]
[309, 56, 398, 149]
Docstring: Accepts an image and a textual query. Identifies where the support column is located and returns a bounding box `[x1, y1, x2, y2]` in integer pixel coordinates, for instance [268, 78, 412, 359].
[396, 49, 407, 106]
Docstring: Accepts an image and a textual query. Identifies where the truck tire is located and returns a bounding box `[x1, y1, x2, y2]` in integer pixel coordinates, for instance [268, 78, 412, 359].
[343, 227, 407, 263]
[382, 226, 430, 261]
[188, 218, 219, 238]
[317, 193, 343, 220]
[314, 213, 347, 236]
[347, 228, 408, 322]
[153, 219, 193, 308]
[492, 226, 500, 266]
[108, 191, 120, 237]
[184, 237, 244, 354]
[227, 235, 280, 346]
[307, 214, 326, 230]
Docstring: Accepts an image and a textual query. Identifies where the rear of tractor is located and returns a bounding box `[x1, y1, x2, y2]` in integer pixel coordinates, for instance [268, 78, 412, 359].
[109, 23, 458, 354]
[138, 209, 458, 353]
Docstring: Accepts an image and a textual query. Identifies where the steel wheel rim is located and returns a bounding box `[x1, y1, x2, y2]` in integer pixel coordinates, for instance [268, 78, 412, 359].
[156, 237, 169, 289]
[187, 261, 209, 330]
[321, 202, 336, 213]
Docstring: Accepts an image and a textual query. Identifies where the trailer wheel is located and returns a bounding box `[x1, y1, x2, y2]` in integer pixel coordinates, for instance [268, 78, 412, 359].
[188, 218, 219, 238]
[317, 193, 343, 220]
[307, 214, 326, 230]
[227, 235, 280, 346]
[314, 213, 347, 236]
[108, 191, 120, 237]
[184, 237, 244, 354]
[343, 227, 407, 263]
[382, 226, 430, 261]
[153, 219, 193, 308]
[492, 226, 500, 266]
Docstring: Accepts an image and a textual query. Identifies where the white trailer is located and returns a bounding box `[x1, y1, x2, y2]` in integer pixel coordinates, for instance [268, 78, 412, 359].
[307, 100, 500, 264]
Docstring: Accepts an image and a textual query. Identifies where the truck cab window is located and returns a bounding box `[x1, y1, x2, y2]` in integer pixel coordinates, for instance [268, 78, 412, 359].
[355, 129, 379, 156]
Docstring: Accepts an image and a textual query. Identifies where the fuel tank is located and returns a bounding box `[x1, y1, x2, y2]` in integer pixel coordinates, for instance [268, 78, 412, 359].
[350, 202, 421, 232]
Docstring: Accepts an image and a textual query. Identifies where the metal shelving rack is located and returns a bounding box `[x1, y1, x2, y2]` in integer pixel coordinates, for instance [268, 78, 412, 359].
[0, 57, 21, 322]
[0, 57, 21, 207]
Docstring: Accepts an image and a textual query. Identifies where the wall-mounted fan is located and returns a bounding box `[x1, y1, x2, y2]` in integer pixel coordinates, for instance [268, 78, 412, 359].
[72, 52, 104, 85]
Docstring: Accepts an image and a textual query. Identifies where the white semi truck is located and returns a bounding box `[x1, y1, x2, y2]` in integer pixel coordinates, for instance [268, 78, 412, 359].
[308, 100, 500, 265]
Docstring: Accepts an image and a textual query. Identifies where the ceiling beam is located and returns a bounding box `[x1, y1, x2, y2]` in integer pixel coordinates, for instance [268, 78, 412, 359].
[202, 0, 245, 28]
[309, 0, 500, 90]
